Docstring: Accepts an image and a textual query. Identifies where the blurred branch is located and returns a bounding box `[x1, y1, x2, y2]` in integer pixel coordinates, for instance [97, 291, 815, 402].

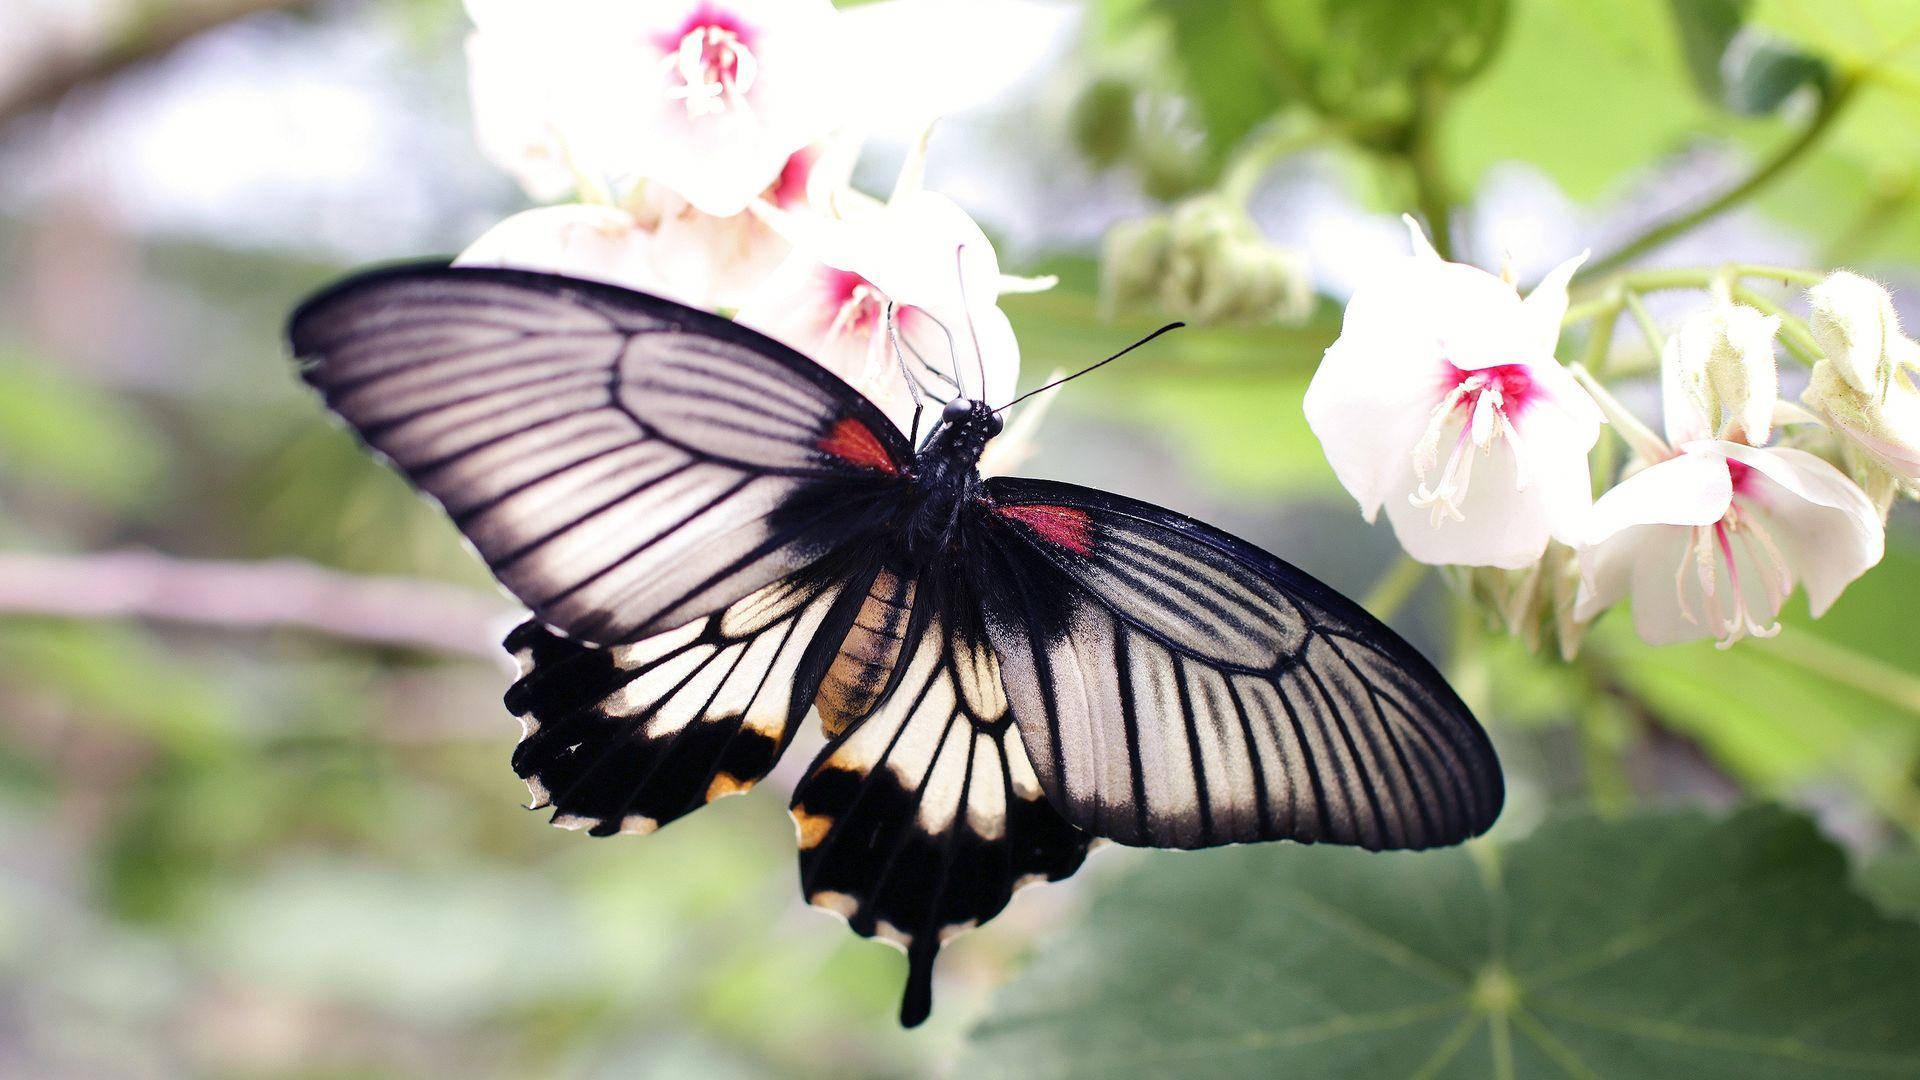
[1583, 76, 1859, 278]
[0, 551, 517, 660]
[1405, 76, 1456, 261]
[0, 0, 310, 126]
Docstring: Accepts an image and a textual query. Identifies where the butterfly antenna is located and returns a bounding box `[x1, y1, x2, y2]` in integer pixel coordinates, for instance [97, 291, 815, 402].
[994, 322, 1185, 414]
[917, 308, 972, 402]
[887, 301, 926, 409]
[954, 244, 990, 403]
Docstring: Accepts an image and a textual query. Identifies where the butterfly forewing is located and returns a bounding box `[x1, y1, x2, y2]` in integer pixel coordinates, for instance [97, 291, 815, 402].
[974, 477, 1502, 851]
[287, 265, 911, 644]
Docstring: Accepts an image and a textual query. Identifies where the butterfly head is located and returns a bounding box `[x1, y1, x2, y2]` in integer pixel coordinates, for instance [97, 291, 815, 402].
[937, 397, 1003, 450]
[916, 398, 1001, 481]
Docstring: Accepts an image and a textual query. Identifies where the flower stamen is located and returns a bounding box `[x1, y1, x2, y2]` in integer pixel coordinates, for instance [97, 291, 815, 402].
[1409, 364, 1537, 526]
[663, 24, 759, 117]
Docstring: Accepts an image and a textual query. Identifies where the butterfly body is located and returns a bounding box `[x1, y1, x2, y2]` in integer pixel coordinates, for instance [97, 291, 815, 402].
[288, 263, 1503, 1028]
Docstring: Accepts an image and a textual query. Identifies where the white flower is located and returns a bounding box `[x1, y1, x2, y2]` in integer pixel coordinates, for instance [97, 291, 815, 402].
[453, 148, 825, 312]
[465, 0, 844, 216]
[455, 202, 688, 300]
[1302, 218, 1602, 569]
[741, 186, 1029, 429]
[1803, 271, 1920, 507]
[1575, 308, 1885, 648]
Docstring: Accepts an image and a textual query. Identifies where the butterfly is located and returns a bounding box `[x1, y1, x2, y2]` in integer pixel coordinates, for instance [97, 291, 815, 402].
[287, 263, 1503, 1027]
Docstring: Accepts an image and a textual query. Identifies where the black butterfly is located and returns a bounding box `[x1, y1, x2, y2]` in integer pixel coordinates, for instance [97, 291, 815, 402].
[287, 263, 1502, 1027]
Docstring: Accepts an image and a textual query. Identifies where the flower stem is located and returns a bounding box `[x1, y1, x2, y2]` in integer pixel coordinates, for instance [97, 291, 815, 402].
[1363, 554, 1429, 622]
[1406, 76, 1456, 260]
[1733, 264, 1825, 288]
[1622, 289, 1665, 354]
[1582, 78, 1857, 278]
[1221, 117, 1326, 206]
[1750, 630, 1920, 716]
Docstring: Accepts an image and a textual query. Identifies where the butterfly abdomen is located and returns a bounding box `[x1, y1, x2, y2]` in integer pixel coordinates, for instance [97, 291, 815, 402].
[814, 570, 917, 736]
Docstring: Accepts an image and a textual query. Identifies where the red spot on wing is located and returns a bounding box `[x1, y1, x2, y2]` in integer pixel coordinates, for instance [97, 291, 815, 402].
[818, 417, 898, 474]
[997, 504, 1093, 554]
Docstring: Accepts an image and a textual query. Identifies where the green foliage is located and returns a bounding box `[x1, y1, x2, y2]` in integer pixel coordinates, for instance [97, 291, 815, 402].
[960, 807, 1920, 1078]
[1590, 534, 1920, 836]
[0, 348, 171, 514]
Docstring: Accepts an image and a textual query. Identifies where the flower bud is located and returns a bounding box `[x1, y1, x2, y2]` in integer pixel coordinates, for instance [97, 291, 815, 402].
[1670, 303, 1780, 446]
[1808, 271, 1903, 397]
[1468, 543, 1592, 660]
[1802, 272, 1920, 508]
[1070, 77, 1138, 168]
[1102, 195, 1312, 327]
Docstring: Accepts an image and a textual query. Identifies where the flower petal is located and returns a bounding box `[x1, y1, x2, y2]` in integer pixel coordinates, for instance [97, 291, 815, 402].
[1516, 249, 1588, 351]
[1574, 522, 1675, 625]
[1302, 327, 1448, 523]
[1718, 443, 1884, 615]
[1585, 450, 1733, 545]
[1378, 432, 1557, 569]
[454, 204, 687, 300]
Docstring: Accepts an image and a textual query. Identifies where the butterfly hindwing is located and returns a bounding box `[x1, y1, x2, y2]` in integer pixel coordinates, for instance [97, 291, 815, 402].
[503, 571, 861, 835]
[974, 477, 1503, 852]
[288, 264, 911, 645]
[789, 572, 1092, 1026]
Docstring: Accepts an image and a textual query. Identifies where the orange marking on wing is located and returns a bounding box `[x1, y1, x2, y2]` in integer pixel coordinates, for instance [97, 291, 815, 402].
[818, 417, 898, 473]
[997, 504, 1093, 554]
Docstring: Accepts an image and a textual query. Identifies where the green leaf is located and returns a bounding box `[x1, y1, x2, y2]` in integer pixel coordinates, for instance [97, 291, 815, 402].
[1447, 0, 1723, 202]
[1723, 34, 1833, 114]
[1590, 535, 1920, 836]
[1669, 0, 1754, 101]
[959, 807, 1920, 1078]
[0, 348, 170, 509]
[1859, 850, 1920, 921]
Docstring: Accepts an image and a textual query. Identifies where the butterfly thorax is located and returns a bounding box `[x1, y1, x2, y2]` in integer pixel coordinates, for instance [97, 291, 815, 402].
[903, 399, 1001, 561]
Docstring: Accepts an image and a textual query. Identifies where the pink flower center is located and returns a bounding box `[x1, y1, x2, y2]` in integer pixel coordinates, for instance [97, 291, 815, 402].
[770, 147, 817, 210]
[1438, 362, 1538, 416]
[1672, 456, 1788, 647]
[818, 268, 888, 339]
[1408, 363, 1542, 525]
[1726, 458, 1755, 495]
[660, 7, 759, 117]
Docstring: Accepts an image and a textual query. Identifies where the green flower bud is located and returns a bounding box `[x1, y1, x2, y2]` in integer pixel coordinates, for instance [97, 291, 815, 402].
[1102, 195, 1313, 327]
[1802, 272, 1920, 511]
[1070, 77, 1138, 168]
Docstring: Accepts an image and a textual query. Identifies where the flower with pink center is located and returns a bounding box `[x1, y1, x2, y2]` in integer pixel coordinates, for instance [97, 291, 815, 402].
[454, 146, 828, 312]
[1575, 307, 1885, 648]
[1303, 218, 1602, 569]
[465, 0, 843, 217]
[738, 189, 1024, 432]
[738, 263, 951, 429]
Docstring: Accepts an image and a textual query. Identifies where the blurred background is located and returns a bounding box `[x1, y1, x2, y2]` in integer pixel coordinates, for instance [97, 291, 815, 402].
[1, 1, 1916, 1077]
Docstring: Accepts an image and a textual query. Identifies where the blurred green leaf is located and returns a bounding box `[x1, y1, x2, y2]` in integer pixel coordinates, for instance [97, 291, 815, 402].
[0, 620, 239, 753]
[1447, 0, 1721, 202]
[1592, 534, 1920, 834]
[0, 348, 170, 510]
[1670, 0, 1754, 100]
[1002, 258, 1343, 494]
[1723, 34, 1833, 114]
[1858, 849, 1920, 914]
[1859, 850, 1920, 920]
[960, 806, 1920, 1078]
[1120, 0, 1507, 176]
